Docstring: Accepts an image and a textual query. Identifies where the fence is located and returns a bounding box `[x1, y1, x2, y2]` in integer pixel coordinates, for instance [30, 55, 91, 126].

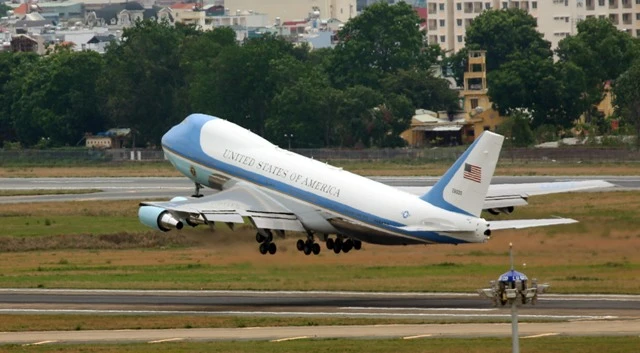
[1, 147, 640, 165]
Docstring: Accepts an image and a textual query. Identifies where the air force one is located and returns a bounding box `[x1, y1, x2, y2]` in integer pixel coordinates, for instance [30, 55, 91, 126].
[139, 113, 613, 255]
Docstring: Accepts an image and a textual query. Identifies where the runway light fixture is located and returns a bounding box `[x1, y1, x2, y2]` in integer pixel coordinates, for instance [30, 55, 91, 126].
[477, 243, 549, 353]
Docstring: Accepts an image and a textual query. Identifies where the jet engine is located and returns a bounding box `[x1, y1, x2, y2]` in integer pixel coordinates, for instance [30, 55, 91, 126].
[487, 206, 514, 215]
[138, 206, 183, 231]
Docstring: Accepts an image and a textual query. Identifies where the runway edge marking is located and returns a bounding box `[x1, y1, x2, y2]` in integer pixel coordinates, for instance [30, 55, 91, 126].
[148, 338, 184, 344]
[522, 333, 559, 339]
[270, 336, 309, 342]
[403, 334, 433, 340]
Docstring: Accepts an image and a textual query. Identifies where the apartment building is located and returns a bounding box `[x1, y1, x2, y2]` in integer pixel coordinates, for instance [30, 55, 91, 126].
[428, 0, 639, 53]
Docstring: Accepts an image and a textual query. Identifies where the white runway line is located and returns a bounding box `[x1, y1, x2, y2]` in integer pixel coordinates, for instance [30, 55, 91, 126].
[270, 336, 309, 342]
[522, 333, 559, 339]
[22, 340, 58, 346]
[342, 307, 496, 312]
[148, 338, 184, 343]
[403, 334, 433, 340]
[0, 308, 618, 321]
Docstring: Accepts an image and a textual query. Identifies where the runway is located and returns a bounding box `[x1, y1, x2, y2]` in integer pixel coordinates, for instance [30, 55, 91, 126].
[0, 289, 638, 344]
[0, 289, 637, 319]
[0, 175, 631, 203]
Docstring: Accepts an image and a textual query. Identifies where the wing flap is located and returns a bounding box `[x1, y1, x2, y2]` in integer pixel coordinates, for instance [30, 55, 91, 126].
[489, 218, 577, 230]
[141, 182, 307, 232]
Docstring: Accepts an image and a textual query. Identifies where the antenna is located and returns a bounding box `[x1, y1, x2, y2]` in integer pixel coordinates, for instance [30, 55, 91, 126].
[509, 242, 514, 271]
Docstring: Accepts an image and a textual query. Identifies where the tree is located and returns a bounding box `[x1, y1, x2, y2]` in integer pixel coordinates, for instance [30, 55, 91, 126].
[196, 34, 300, 136]
[465, 8, 552, 72]
[11, 51, 106, 147]
[100, 20, 188, 145]
[381, 68, 459, 112]
[329, 2, 430, 88]
[0, 52, 38, 145]
[613, 60, 640, 147]
[556, 17, 640, 126]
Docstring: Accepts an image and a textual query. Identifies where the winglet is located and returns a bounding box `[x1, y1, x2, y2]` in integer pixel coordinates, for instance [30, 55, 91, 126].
[421, 131, 504, 217]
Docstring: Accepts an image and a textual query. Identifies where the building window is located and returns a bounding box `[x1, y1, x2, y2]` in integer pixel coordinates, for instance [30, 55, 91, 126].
[457, 35, 463, 42]
[440, 35, 446, 42]
[471, 98, 479, 109]
[502, 1, 507, 9]
[457, 3, 462, 10]
[636, 13, 640, 20]
[483, 126, 490, 131]
[598, 0, 605, 5]
[440, 19, 445, 27]
[467, 129, 475, 137]
[440, 3, 445, 10]
[532, 1, 537, 8]
[457, 19, 462, 26]
[636, 29, 640, 37]
[485, 2, 491, 9]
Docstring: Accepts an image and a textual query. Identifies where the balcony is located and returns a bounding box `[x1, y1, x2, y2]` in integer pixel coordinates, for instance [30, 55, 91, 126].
[622, 13, 632, 24]
[609, 0, 618, 9]
[474, 2, 483, 13]
[622, 0, 631, 8]
[586, 0, 595, 10]
[428, 19, 437, 31]
[609, 13, 619, 24]
[428, 3, 437, 14]
[464, 2, 473, 13]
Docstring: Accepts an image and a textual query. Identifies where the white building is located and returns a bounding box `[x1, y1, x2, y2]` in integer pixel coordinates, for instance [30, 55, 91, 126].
[428, 0, 640, 53]
[224, 0, 357, 24]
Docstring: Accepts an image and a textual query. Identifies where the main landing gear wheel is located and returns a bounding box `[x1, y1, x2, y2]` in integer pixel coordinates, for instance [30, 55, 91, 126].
[328, 237, 362, 254]
[298, 234, 321, 256]
[256, 231, 276, 255]
[326, 238, 334, 250]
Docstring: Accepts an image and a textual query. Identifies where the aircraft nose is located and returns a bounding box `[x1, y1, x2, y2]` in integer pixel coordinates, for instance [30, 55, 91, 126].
[161, 114, 218, 151]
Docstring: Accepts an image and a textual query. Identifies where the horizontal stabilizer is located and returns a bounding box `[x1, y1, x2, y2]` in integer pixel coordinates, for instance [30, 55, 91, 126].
[489, 218, 577, 230]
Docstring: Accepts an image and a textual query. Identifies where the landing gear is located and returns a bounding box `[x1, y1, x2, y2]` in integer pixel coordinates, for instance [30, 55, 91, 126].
[256, 230, 276, 255]
[327, 235, 362, 254]
[297, 233, 321, 256]
[192, 183, 203, 198]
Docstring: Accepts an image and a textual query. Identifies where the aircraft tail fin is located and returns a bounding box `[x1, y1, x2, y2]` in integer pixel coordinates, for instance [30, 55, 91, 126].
[420, 131, 504, 217]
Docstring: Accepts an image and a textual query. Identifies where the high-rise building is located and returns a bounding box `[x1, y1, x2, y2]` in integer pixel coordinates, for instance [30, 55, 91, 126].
[427, 0, 640, 53]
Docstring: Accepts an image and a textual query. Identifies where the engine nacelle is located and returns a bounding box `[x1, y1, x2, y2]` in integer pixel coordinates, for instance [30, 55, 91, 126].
[488, 206, 514, 215]
[138, 206, 183, 232]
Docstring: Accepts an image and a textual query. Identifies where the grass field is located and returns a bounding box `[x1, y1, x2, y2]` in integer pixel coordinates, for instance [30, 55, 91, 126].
[1, 160, 640, 177]
[0, 191, 638, 293]
[0, 315, 517, 332]
[2, 336, 639, 353]
[0, 189, 101, 197]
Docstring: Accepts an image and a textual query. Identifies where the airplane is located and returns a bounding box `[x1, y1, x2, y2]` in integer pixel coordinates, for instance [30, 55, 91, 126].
[138, 113, 614, 256]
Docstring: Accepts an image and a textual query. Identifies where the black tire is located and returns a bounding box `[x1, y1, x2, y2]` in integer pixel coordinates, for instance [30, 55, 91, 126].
[256, 233, 265, 243]
[353, 240, 362, 250]
[342, 239, 353, 253]
[268, 242, 277, 255]
[312, 243, 321, 255]
[333, 242, 341, 254]
[303, 244, 312, 255]
[259, 243, 268, 255]
[296, 239, 305, 251]
[326, 238, 334, 250]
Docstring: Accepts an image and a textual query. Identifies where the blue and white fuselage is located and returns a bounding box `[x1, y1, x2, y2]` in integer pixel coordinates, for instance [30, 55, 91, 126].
[160, 114, 493, 245]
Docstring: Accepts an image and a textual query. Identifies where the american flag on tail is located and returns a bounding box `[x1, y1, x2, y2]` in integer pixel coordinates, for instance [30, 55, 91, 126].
[464, 163, 482, 183]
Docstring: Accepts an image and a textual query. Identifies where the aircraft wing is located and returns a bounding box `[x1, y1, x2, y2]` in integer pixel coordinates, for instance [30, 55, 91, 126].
[397, 180, 615, 210]
[489, 218, 578, 230]
[140, 182, 306, 232]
